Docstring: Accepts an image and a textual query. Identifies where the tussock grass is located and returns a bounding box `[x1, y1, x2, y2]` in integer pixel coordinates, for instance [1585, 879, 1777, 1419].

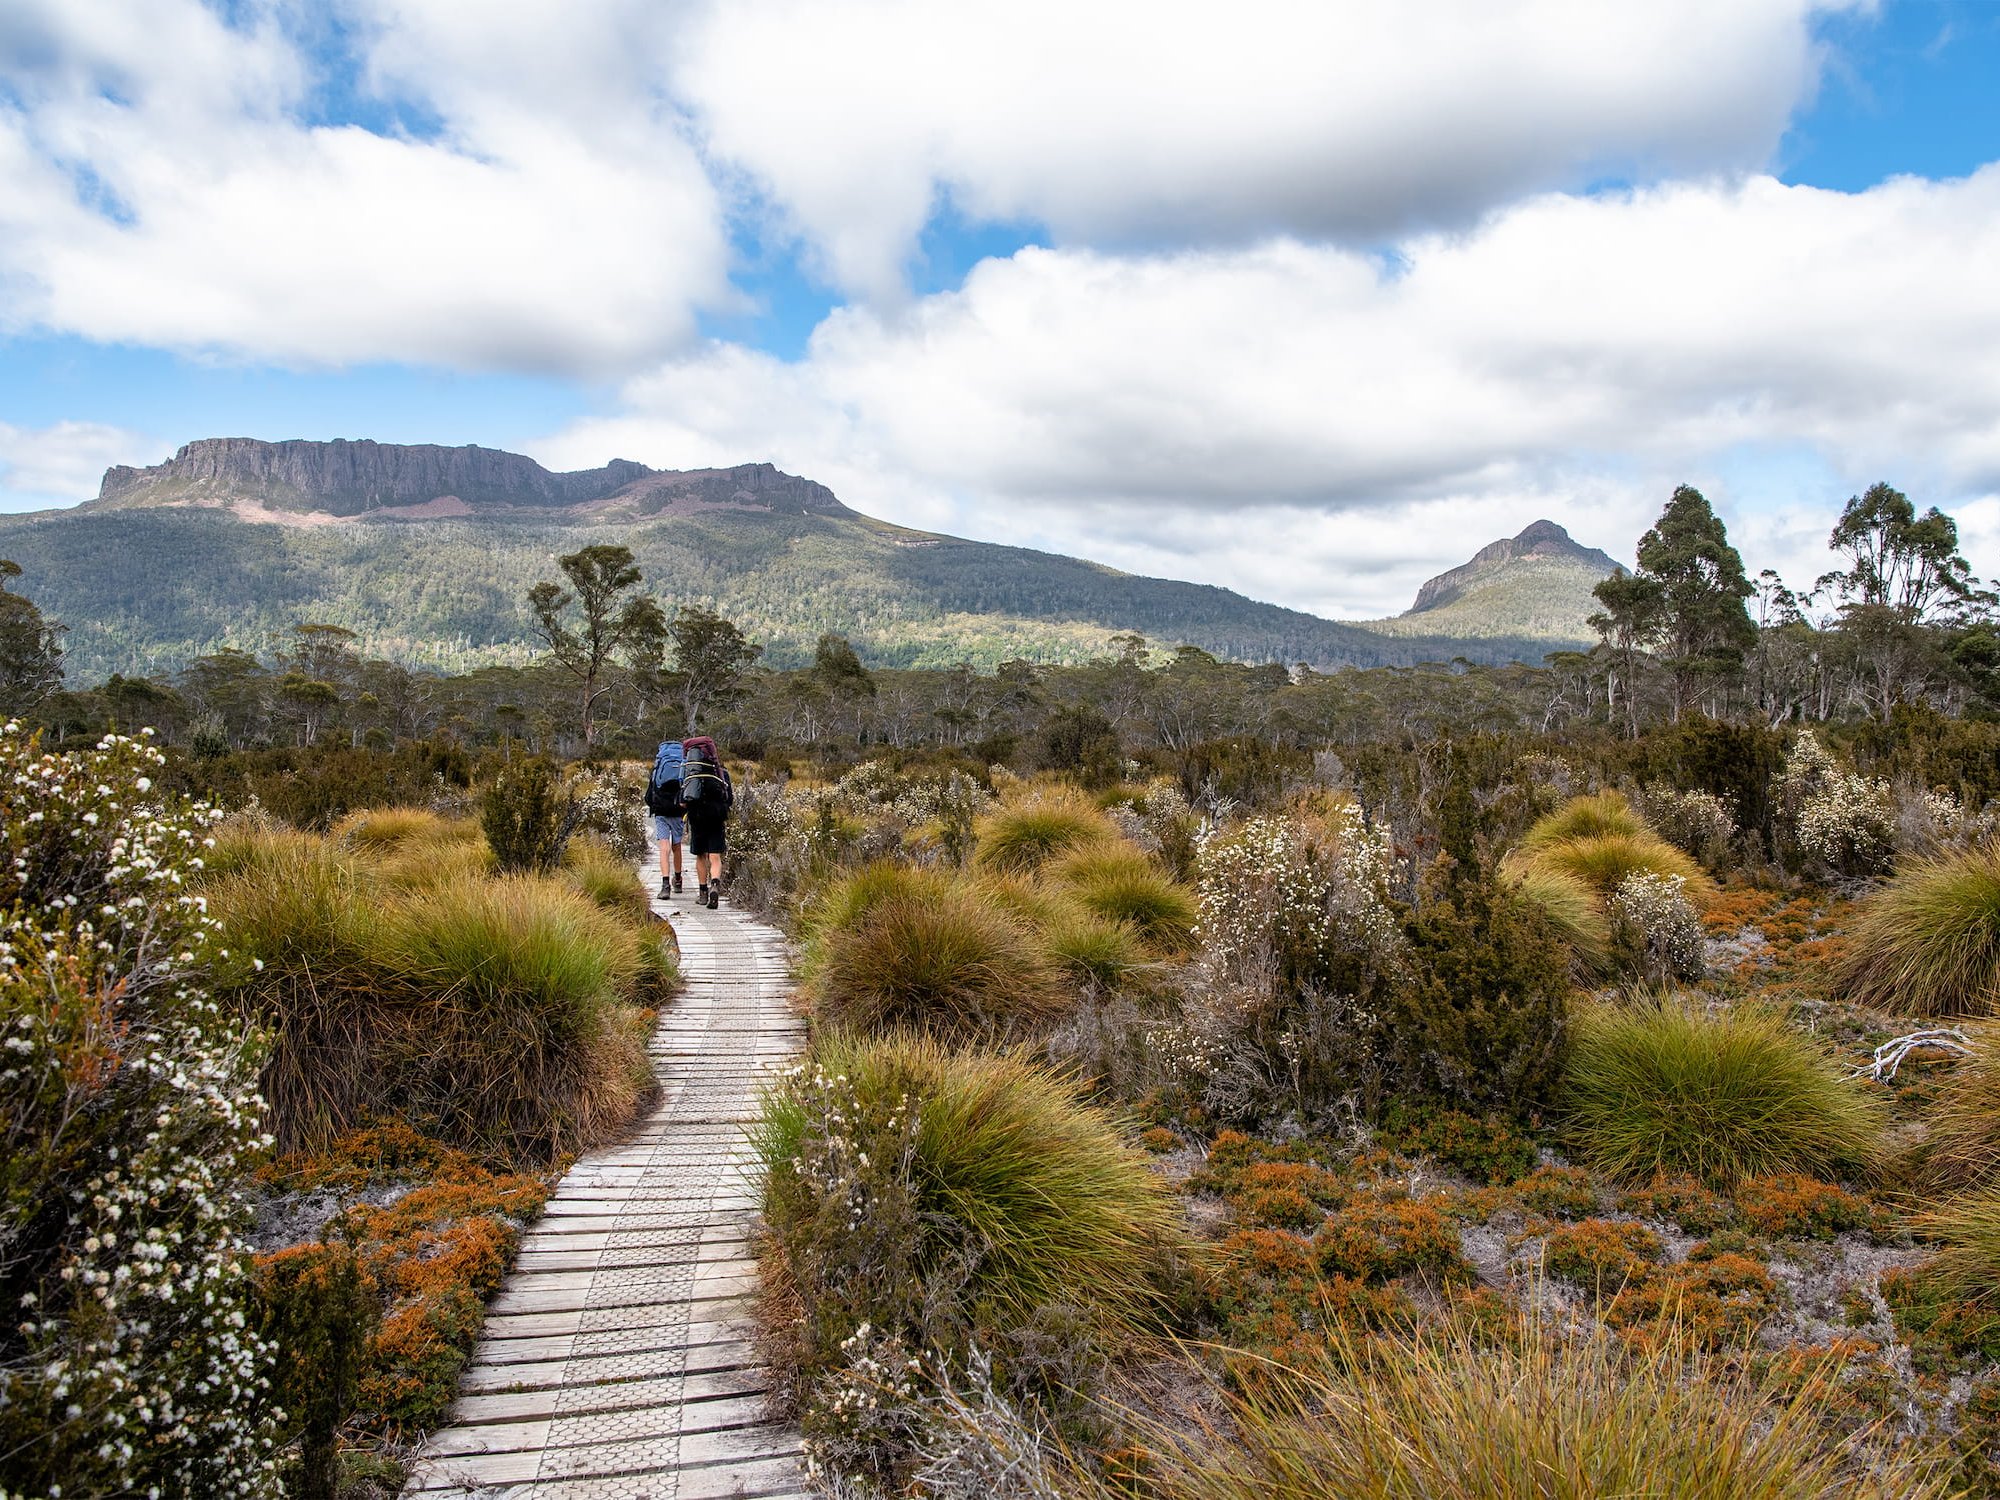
[208, 832, 655, 1162]
[1919, 1184, 2000, 1306]
[330, 805, 460, 852]
[1053, 847, 1197, 954]
[1509, 864, 1613, 975]
[1149, 1317, 1945, 1499]
[1518, 790, 1651, 853]
[1832, 844, 2000, 1017]
[757, 1031, 1179, 1336]
[564, 834, 650, 920]
[973, 788, 1119, 874]
[1043, 912, 1150, 990]
[1564, 997, 1884, 1186]
[1924, 1027, 2000, 1189]
[810, 883, 1067, 1037]
[795, 861, 955, 980]
[1513, 831, 1718, 908]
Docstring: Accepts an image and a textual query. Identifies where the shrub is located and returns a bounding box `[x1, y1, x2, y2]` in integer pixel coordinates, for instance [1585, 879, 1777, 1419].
[1541, 1219, 1663, 1296]
[1514, 1164, 1600, 1219]
[1616, 1175, 1738, 1234]
[1734, 1174, 1872, 1239]
[1831, 845, 2000, 1017]
[1604, 1246, 1781, 1348]
[810, 883, 1068, 1038]
[1779, 730, 1896, 877]
[479, 754, 578, 873]
[1149, 1316, 1942, 1500]
[972, 787, 1119, 874]
[255, 1243, 379, 1500]
[1054, 847, 1197, 954]
[1313, 1198, 1469, 1285]
[1608, 870, 1707, 984]
[0, 726, 278, 1497]
[1384, 873, 1573, 1122]
[1381, 1107, 1537, 1186]
[755, 1033, 1179, 1458]
[1564, 998, 1885, 1185]
[1639, 782, 1739, 869]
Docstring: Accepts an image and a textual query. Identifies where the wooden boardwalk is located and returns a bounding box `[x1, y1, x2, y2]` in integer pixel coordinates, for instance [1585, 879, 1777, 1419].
[403, 879, 810, 1499]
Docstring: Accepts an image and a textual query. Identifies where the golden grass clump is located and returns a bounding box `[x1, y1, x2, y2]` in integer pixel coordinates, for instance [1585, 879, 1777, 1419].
[1518, 790, 1651, 853]
[564, 834, 651, 920]
[1508, 864, 1613, 975]
[1052, 846, 1197, 954]
[973, 787, 1120, 874]
[1513, 831, 1718, 908]
[794, 860, 956, 980]
[757, 1031, 1180, 1338]
[1919, 1183, 2000, 1307]
[1147, 1317, 1947, 1500]
[809, 882, 1068, 1038]
[330, 805, 458, 852]
[1831, 844, 2000, 1017]
[1042, 911, 1151, 990]
[1925, 1028, 2000, 1190]
[1563, 997, 1885, 1186]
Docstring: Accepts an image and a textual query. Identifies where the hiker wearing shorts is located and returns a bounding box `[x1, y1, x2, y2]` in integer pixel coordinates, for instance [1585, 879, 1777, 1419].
[643, 739, 686, 898]
[680, 735, 733, 909]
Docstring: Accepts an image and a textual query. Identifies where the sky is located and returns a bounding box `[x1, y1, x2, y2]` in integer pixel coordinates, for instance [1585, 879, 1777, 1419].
[2, 0, 1998, 621]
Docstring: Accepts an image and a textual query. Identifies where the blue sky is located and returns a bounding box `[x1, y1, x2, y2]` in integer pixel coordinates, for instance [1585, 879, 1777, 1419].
[2, 0, 1998, 617]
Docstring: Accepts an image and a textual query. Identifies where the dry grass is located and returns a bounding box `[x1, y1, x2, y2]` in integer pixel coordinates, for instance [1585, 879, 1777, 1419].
[1919, 1183, 2000, 1308]
[973, 787, 1120, 874]
[1563, 996, 1885, 1186]
[1924, 1026, 2000, 1190]
[1147, 1316, 1947, 1499]
[1831, 844, 2000, 1017]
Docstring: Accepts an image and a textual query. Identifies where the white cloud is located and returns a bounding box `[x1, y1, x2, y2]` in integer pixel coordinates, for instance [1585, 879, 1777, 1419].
[677, 0, 1858, 299]
[0, 0, 731, 375]
[540, 168, 2000, 618]
[0, 420, 155, 513]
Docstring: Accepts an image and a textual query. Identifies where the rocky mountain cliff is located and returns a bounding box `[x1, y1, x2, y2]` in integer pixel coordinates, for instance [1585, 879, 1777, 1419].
[91, 438, 850, 520]
[1407, 519, 1621, 615]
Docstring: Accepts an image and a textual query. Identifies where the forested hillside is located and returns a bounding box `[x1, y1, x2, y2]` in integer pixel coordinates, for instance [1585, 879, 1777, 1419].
[0, 504, 1546, 679]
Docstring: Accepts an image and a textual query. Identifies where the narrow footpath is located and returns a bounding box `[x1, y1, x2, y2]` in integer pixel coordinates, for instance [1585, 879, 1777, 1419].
[402, 878, 809, 1499]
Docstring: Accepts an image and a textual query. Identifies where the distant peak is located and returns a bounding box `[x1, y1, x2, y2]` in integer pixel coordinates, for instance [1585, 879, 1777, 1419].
[1406, 519, 1621, 615]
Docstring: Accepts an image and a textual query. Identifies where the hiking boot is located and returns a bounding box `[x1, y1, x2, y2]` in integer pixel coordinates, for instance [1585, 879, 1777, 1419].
[707, 887, 720, 910]
[657, 878, 671, 899]
[697, 884, 708, 903]
[672, 871, 683, 893]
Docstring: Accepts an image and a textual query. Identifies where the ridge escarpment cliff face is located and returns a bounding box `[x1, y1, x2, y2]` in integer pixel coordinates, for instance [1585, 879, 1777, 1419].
[1407, 519, 1621, 615]
[92, 438, 847, 519]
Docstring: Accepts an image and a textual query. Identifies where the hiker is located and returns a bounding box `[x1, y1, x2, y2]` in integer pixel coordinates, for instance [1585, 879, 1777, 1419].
[643, 738, 686, 898]
[680, 734, 734, 909]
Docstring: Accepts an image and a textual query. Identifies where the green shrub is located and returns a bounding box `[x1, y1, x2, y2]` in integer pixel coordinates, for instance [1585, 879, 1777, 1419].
[479, 754, 576, 873]
[1147, 1318, 1946, 1499]
[1831, 845, 2000, 1017]
[255, 1243, 380, 1500]
[1054, 846, 1197, 953]
[1383, 874, 1573, 1121]
[810, 883, 1068, 1038]
[973, 788, 1118, 874]
[755, 1032, 1179, 1462]
[1564, 998, 1885, 1186]
[1382, 1106, 1537, 1186]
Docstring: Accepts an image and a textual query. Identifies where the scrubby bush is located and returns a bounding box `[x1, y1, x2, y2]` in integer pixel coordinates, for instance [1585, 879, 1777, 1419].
[1148, 1318, 1944, 1500]
[973, 788, 1118, 873]
[255, 1242, 378, 1500]
[1638, 782, 1739, 869]
[1831, 844, 2000, 1016]
[1779, 730, 1897, 877]
[1608, 871, 1707, 984]
[0, 726, 278, 1497]
[1564, 997, 1884, 1185]
[755, 1033, 1178, 1477]
[808, 882, 1068, 1038]
[479, 753, 577, 873]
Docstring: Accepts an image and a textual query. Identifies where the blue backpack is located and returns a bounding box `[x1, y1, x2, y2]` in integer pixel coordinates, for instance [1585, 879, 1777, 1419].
[644, 741, 685, 815]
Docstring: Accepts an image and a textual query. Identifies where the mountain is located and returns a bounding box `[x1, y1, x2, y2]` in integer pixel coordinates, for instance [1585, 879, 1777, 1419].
[0, 438, 1582, 681]
[1357, 519, 1622, 647]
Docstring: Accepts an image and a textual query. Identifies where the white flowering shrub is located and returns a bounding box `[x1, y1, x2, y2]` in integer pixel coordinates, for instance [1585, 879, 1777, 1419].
[571, 768, 647, 860]
[1638, 783, 1738, 870]
[1891, 783, 2000, 859]
[1608, 871, 1707, 984]
[1777, 730, 1896, 877]
[0, 724, 278, 1498]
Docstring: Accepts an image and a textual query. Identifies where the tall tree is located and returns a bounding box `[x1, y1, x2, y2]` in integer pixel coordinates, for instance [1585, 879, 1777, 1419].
[0, 560, 64, 715]
[527, 545, 666, 750]
[1587, 571, 1664, 737]
[664, 606, 762, 732]
[1633, 485, 1755, 716]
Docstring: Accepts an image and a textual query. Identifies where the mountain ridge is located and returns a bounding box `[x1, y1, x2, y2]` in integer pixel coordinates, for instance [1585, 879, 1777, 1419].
[1406, 519, 1621, 615]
